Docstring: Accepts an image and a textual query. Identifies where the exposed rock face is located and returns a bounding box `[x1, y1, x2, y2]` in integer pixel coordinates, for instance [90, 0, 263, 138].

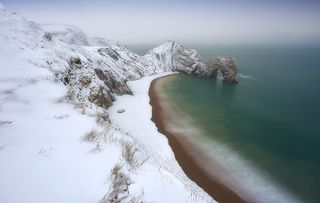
[93, 68, 132, 95]
[61, 57, 114, 109]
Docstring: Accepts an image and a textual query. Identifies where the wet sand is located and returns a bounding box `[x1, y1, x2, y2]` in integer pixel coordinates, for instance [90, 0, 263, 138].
[149, 74, 247, 203]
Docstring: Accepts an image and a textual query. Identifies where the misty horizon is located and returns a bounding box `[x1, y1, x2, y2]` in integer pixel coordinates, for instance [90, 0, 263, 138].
[2, 0, 320, 45]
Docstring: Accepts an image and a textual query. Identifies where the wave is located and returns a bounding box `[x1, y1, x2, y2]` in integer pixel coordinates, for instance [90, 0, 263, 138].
[238, 73, 253, 79]
[217, 73, 253, 80]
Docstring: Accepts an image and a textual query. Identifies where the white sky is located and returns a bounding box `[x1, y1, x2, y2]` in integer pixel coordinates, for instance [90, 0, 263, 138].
[3, 0, 320, 45]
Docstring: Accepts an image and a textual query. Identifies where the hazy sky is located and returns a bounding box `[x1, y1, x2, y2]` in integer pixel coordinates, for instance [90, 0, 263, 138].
[2, 0, 320, 44]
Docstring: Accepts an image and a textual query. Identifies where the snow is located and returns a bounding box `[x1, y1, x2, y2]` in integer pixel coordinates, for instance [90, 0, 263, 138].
[109, 73, 214, 203]
[0, 49, 120, 203]
[0, 4, 214, 203]
[109, 74, 174, 160]
[0, 68, 212, 203]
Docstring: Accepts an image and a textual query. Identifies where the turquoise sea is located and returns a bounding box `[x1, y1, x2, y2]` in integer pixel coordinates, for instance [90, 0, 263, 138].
[130, 44, 320, 202]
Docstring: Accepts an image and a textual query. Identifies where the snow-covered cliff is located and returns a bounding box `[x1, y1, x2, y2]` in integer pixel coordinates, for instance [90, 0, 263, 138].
[1, 4, 238, 110]
[0, 4, 236, 203]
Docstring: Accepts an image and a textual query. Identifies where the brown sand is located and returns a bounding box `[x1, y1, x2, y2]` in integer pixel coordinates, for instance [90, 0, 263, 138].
[149, 74, 247, 203]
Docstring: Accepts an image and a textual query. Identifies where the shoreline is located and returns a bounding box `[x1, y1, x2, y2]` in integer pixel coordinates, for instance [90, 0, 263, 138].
[149, 74, 246, 203]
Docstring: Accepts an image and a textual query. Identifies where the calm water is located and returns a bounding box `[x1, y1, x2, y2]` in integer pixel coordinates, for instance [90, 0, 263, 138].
[158, 45, 320, 202]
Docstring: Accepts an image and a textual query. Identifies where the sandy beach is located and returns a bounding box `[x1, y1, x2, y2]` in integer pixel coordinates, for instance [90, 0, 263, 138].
[149, 74, 246, 203]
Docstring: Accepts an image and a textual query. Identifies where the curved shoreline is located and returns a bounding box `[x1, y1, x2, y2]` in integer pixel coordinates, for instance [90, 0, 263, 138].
[149, 74, 246, 203]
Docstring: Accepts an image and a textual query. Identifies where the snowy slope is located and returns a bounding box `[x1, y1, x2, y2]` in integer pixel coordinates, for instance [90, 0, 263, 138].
[0, 4, 218, 203]
[0, 6, 120, 203]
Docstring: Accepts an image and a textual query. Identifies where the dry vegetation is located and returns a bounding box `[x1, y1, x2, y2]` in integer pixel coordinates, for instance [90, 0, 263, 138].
[95, 111, 110, 126]
[122, 143, 137, 166]
[83, 128, 100, 142]
[121, 142, 149, 170]
[102, 162, 132, 203]
[101, 160, 145, 203]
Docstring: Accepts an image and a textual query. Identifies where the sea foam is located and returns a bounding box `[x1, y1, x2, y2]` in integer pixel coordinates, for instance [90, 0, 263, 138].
[238, 73, 253, 79]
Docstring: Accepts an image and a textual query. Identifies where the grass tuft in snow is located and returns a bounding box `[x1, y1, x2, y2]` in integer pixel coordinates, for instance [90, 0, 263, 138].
[102, 160, 146, 203]
[95, 111, 110, 126]
[111, 162, 124, 177]
[102, 162, 132, 203]
[122, 143, 137, 166]
[121, 142, 149, 170]
[83, 128, 100, 142]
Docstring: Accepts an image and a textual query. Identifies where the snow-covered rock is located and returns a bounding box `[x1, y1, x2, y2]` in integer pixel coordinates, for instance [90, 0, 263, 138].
[0, 5, 236, 203]
[59, 40, 238, 109]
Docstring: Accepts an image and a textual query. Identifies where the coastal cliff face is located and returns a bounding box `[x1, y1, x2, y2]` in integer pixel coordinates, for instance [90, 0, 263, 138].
[0, 4, 232, 203]
[58, 40, 238, 109]
[1, 7, 237, 110]
[0, 3, 238, 110]
[143, 41, 238, 82]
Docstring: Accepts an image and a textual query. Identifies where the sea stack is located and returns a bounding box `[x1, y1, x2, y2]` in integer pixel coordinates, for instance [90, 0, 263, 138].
[206, 57, 239, 83]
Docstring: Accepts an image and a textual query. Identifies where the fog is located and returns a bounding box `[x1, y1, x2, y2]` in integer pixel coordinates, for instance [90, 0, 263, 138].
[3, 0, 320, 44]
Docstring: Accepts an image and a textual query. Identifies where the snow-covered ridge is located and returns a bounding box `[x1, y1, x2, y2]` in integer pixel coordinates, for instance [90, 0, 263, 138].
[0, 6, 233, 203]
[0, 6, 238, 110]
